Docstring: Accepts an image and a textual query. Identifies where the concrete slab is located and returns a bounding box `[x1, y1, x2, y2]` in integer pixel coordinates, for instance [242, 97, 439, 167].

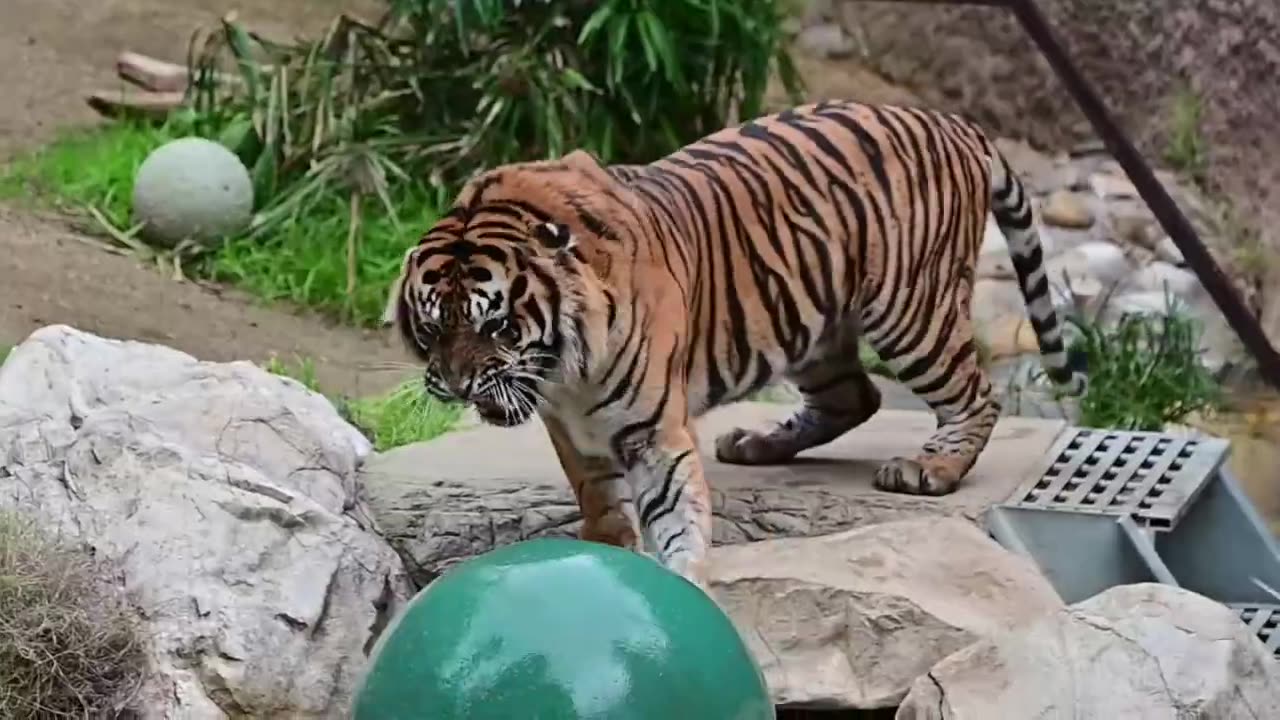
[360, 401, 1066, 584]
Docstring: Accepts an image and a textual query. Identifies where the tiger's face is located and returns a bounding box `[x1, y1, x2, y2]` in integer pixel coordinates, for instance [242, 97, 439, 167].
[386, 215, 587, 428]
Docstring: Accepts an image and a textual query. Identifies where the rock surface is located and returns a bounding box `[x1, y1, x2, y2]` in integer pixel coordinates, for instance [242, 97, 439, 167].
[897, 583, 1280, 719]
[710, 518, 1063, 709]
[0, 325, 413, 719]
[360, 398, 1066, 585]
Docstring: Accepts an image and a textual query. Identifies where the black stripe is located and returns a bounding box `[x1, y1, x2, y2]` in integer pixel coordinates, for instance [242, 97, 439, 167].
[638, 449, 693, 527]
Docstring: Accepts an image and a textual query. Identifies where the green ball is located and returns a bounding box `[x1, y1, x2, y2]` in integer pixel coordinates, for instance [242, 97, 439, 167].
[354, 538, 773, 720]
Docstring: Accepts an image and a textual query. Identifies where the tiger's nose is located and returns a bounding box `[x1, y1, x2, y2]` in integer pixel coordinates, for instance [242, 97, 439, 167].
[444, 373, 475, 400]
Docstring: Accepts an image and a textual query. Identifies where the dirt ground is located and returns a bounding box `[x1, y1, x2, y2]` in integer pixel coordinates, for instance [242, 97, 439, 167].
[0, 0, 911, 397]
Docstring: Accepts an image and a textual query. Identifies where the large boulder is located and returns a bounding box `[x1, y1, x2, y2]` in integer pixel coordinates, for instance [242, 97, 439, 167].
[0, 325, 413, 718]
[897, 583, 1280, 719]
[710, 518, 1063, 710]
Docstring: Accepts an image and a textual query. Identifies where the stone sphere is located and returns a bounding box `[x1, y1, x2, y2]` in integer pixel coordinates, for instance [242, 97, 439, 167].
[353, 538, 772, 720]
[131, 136, 253, 248]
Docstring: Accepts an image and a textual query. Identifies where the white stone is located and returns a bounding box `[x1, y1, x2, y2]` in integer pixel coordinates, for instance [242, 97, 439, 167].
[795, 22, 855, 58]
[1073, 240, 1132, 285]
[1129, 260, 1204, 300]
[1089, 171, 1140, 200]
[132, 136, 254, 248]
[0, 325, 412, 719]
[1156, 235, 1187, 265]
[1046, 242, 1131, 310]
[897, 583, 1280, 719]
[710, 517, 1063, 709]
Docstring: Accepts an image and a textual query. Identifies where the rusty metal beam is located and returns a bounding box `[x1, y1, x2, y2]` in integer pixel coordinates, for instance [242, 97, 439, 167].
[853, 0, 1280, 387]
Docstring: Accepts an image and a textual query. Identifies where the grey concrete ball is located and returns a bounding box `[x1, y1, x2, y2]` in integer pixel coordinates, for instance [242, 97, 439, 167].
[131, 137, 254, 248]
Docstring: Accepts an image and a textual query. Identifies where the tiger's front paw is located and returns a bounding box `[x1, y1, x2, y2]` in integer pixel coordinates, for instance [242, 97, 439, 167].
[714, 427, 800, 465]
[873, 457, 960, 496]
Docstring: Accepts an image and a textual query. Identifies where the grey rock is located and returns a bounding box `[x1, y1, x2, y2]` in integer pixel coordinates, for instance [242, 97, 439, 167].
[898, 583, 1280, 719]
[710, 518, 1063, 709]
[0, 325, 413, 719]
[360, 402, 1067, 585]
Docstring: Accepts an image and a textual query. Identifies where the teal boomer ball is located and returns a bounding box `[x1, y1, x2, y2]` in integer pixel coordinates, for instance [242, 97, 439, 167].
[354, 538, 773, 720]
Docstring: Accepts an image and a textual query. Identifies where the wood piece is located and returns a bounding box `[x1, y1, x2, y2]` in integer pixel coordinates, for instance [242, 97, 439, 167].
[86, 88, 186, 119]
[116, 51, 191, 93]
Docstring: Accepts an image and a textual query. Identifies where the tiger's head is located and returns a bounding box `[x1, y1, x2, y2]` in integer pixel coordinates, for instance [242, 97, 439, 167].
[383, 151, 614, 427]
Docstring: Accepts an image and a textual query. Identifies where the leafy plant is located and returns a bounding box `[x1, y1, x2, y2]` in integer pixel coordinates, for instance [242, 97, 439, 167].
[1069, 298, 1222, 431]
[186, 0, 802, 314]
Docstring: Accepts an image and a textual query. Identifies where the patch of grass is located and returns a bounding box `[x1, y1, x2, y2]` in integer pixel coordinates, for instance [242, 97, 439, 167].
[343, 380, 463, 451]
[0, 345, 10, 366]
[1164, 84, 1208, 187]
[2, 119, 437, 328]
[0, 120, 187, 228]
[258, 355, 460, 450]
[0, 511, 146, 719]
[1069, 301, 1223, 431]
[262, 352, 321, 393]
[206, 185, 442, 326]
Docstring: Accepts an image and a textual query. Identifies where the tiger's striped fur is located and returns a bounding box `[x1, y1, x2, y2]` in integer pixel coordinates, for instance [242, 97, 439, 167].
[384, 100, 1086, 590]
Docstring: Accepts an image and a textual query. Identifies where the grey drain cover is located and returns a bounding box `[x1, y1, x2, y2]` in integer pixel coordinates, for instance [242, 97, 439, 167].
[1233, 604, 1280, 657]
[1009, 427, 1230, 530]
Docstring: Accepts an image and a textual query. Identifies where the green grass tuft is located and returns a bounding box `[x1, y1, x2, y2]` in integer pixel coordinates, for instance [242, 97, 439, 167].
[258, 355, 460, 451]
[1164, 84, 1208, 187]
[343, 380, 464, 452]
[262, 353, 321, 393]
[1070, 302, 1223, 431]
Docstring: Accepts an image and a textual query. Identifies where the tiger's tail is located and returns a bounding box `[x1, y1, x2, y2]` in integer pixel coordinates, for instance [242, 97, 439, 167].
[988, 149, 1088, 395]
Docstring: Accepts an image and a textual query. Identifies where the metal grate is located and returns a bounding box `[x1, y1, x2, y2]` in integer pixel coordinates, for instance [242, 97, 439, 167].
[1232, 603, 1280, 658]
[1010, 428, 1230, 530]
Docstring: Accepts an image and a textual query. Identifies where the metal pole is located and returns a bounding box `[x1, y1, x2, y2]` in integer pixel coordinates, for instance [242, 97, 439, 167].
[1004, 0, 1280, 387]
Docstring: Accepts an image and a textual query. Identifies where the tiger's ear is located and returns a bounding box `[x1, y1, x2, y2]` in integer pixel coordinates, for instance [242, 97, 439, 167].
[562, 149, 603, 172]
[381, 246, 417, 328]
[532, 221, 576, 253]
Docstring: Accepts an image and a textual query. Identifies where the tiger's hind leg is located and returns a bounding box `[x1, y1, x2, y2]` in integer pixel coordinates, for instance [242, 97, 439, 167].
[715, 329, 882, 465]
[863, 282, 1001, 496]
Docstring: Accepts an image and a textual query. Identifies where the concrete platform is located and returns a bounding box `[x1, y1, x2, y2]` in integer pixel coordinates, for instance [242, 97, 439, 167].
[361, 399, 1067, 584]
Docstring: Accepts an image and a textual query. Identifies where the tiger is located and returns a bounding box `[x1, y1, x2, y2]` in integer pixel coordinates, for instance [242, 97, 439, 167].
[382, 99, 1086, 591]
